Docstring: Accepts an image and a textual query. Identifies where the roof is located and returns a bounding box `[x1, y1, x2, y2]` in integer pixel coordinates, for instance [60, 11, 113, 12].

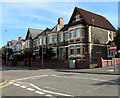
[26, 28, 43, 40]
[37, 28, 51, 37]
[11, 40, 18, 45]
[69, 7, 116, 31]
[51, 24, 64, 32]
[59, 24, 68, 31]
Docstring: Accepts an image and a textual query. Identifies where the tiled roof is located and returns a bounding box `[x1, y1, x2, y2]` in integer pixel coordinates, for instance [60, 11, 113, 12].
[11, 40, 18, 46]
[59, 24, 68, 31]
[26, 28, 43, 39]
[51, 24, 64, 32]
[69, 7, 116, 31]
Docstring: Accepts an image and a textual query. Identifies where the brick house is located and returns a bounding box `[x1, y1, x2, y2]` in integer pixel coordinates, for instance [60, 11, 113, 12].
[24, 7, 116, 64]
[57, 7, 116, 64]
[25, 28, 43, 50]
[14, 37, 25, 55]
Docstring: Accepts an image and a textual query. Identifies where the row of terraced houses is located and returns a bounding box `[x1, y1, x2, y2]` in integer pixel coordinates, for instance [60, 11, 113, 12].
[4, 7, 116, 66]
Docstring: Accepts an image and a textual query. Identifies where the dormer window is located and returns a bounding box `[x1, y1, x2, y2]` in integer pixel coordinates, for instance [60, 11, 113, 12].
[75, 15, 80, 21]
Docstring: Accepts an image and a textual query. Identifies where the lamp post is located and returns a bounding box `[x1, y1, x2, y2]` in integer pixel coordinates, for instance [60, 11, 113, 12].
[42, 46, 43, 68]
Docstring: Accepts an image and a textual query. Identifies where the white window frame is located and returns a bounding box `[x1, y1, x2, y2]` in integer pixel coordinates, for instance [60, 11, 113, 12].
[59, 33, 63, 42]
[69, 29, 74, 39]
[49, 35, 52, 43]
[65, 32, 68, 41]
[40, 38, 42, 45]
[43, 37, 46, 45]
[76, 45, 80, 55]
[75, 15, 80, 21]
[70, 46, 74, 56]
[76, 28, 80, 38]
[53, 34, 57, 43]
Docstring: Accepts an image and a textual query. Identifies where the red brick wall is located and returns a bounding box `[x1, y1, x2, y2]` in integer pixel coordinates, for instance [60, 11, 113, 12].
[31, 60, 69, 68]
[101, 58, 120, 67]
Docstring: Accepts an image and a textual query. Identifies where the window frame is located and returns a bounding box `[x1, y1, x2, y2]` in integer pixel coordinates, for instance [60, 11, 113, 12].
[69, 29, 74, 39]
[76, 28, 81, 38]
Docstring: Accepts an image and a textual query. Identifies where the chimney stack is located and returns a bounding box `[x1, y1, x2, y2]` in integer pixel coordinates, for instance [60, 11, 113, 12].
[18, 37, 22, 41]
[58, 17, 64, 26]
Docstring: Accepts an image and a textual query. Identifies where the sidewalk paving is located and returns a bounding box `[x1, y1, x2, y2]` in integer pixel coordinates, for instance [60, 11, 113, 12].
[56, 64, 120, 75]
[1, 64, 120, 75]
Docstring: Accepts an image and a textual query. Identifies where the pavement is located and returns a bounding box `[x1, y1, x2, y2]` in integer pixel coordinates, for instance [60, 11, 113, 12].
[56, 64, 120, 75]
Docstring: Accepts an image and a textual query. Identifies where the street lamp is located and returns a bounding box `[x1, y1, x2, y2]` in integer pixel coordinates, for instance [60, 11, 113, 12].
[42, 46, 43, 68]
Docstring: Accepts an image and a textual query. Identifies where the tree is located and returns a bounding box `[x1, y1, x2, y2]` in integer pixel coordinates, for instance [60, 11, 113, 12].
[39, 47, 55, 60]
[24, 49, 33, 58]
[114, 28, 120, 57]
[2, 48, 13, 60]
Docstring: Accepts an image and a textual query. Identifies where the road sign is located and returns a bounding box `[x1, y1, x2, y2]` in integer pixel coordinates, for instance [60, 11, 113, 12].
[109, 44, 117, 51]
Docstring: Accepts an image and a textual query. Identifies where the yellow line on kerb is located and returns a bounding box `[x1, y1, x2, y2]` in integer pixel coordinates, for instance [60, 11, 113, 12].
[0, 82, 12, 88]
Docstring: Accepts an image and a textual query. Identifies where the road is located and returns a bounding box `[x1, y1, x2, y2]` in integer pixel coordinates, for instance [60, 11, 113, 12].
[0, 66, 119, 97]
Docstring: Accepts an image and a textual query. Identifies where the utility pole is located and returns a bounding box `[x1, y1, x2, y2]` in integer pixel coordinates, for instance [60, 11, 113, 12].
[42, 46, 43, 68]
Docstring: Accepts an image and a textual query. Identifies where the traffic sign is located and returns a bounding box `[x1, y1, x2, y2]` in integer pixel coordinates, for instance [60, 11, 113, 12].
[109, 44, 117, 51]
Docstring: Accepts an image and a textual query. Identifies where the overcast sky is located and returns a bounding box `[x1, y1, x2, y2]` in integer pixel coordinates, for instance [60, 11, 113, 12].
[1, 2, 118, 47]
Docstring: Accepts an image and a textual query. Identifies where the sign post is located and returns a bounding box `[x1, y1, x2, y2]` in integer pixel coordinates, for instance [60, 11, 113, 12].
[109, 44, 117, 72]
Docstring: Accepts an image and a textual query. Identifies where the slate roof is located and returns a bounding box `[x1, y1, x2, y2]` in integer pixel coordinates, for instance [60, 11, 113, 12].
[59, 24, 68, 31]
[37, 28, 51, 37]
[26, 28, 43, 40]
[69, 7, 116, 31]
[51, 24, 64, 32]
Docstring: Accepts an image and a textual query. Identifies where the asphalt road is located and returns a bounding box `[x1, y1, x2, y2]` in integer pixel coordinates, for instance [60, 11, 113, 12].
[0, 67, 119, 97]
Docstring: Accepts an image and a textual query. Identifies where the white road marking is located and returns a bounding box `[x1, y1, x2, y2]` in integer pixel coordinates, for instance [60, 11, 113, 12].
[11, 75, 48, 81]
[26, 88, 34, 91]
[46, 94, 52, 96]
[20, 86, 26, 88]
[8, 82, 13, 84]
[13, 83, 20, 86]
[51, 74, 116, 84]
[29, 83, 72, 96]
[35, 91, 44, 95]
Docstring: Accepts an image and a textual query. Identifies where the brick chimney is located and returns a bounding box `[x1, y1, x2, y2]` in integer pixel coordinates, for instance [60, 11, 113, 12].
[18, 37, 22, 41]
[58, 17, 64, 26]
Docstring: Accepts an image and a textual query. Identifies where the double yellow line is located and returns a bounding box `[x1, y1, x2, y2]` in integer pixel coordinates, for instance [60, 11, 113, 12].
[0, 81, 12, 88]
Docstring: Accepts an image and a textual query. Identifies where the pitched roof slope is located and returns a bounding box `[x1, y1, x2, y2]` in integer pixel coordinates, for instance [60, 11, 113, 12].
[27, 28, 43, 39]
[73, 7, 116, 31]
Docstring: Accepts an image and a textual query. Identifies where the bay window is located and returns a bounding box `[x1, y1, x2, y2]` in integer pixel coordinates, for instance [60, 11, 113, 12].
[59, 33, 63, 42]
[49, 35, 52, 43]
[76, 45, 80, 55]
[65, 32, 68, 40]
[53, 34, 57, 42]
[76, 28, 80, 38]
[70, 30, 74, 39]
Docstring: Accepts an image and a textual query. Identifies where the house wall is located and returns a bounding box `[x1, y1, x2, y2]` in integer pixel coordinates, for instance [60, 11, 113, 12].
[89, 26, 115, 63]
[90, 26, 115, 44]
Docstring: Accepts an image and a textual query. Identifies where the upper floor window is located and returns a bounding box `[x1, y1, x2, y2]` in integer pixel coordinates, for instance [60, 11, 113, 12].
[65, 32, 68, 40]
[75, 15, 80, 21]
[49, 35, 52, 43]
[59, 33, 63, 42]
[108, 31, 112, 40]
[53, 34, 57, 42]
[43, 37, 46, 44]
[40, 38, 42, 45]
[76, 28, 80, 38]
[36, 39, 38, 46]
[70, 30, 74, 39]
